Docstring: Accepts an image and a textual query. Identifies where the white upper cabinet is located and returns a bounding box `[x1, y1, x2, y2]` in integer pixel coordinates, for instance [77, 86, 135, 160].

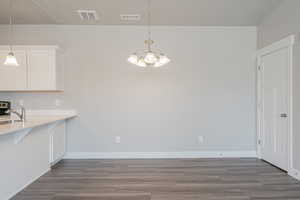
[27, 47, 64, 91]
[0, 46, 64, 91]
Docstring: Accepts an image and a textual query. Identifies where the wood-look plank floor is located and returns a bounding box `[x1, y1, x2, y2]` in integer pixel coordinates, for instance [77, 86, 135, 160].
[12, 159, 300, 200]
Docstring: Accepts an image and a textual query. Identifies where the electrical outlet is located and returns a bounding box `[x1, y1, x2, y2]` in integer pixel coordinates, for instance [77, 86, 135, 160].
[198, 136, 204, 144]
[115, 136, 121, 144]
[55, 99, 61, 107]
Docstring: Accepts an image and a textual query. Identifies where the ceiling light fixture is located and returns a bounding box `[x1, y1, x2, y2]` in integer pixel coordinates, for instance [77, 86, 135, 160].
[4, 0, 18, 66]
[128, 0, 170, 68]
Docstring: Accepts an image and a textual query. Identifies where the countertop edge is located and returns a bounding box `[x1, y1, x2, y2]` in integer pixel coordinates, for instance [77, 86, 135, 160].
[0, 111, 78, 136]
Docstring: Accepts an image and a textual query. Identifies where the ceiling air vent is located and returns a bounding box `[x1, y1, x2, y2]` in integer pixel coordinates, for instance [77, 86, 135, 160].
[78, 10, 99, 21]
[120, 14, 141, 21]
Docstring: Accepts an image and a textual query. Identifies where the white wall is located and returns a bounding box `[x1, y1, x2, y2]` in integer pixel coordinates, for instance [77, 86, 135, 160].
[0, 25, 257, 157]
[258, 0, 300, 174]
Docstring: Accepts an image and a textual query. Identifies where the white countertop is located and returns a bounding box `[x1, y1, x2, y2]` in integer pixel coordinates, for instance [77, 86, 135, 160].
[0, 110, 77, 136]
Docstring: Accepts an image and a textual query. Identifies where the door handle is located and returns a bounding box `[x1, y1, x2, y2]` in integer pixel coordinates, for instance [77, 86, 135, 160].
[280, 113, 288, 118]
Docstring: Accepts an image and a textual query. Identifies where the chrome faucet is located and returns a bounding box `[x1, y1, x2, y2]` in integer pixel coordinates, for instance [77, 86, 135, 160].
[6, 106, 26, 122]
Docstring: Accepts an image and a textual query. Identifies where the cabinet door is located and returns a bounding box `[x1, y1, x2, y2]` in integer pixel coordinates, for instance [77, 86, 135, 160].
[27, 50, 56, 90]
[0, 50, 27, 91]
[50, 121, 66, 165]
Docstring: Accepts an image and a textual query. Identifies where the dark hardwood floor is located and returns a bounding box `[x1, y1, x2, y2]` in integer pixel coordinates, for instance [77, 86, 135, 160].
[12, 159, 300, 200]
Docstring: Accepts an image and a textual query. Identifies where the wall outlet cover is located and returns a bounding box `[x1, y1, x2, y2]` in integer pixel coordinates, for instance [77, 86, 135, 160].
[115, 136, 121, 144]
[55, 99, 61, 107]
[198, 136, 204, 144]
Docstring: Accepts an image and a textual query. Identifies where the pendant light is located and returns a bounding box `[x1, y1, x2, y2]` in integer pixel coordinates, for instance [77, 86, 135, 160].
[128, 0, 170, 67]
[4, 0, 19, 66]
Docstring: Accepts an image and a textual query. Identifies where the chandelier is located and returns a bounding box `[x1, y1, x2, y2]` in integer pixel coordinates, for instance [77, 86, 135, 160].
[127, 0, 170, 67]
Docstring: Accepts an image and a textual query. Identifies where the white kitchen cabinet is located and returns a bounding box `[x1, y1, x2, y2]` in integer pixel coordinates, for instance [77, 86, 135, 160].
[49, 121, 66, 166]
[0, 46, 64, 91]
[27, 46, 64, 91]
[0, 49, 27, 91]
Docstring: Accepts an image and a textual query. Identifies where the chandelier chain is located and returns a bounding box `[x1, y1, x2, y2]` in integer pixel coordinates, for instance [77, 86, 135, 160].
[147, 0, 151, 41]
[9, 0, 13, 52]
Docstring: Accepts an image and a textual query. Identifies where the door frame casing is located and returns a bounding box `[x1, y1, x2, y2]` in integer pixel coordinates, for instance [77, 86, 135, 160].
[256, 35, 295, 171]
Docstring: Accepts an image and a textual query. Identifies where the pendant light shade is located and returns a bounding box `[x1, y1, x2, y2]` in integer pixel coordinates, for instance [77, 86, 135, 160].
[127, 0, 170, 68]
[4, 51, 19, 66]
[4, 0, 18, 66]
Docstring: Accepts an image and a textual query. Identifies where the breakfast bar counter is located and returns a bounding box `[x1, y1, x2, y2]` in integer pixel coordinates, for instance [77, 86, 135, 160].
[0, 111, 77, 136]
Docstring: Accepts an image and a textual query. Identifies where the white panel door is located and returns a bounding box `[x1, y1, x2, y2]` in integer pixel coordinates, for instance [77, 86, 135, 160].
[261, 47, 289, 171]
[27, 50, 55, 90]
[0, 50, 27, 90]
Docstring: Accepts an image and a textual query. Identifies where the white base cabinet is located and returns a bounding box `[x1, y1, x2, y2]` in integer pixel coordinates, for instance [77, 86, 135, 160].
[49, 121, 66, 165]
[0, 46, 64, 91]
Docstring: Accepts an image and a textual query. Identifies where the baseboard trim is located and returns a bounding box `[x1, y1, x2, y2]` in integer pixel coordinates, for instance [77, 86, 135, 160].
[4, 167, 50, 200]
[64, 151, 257, 159]
[289, 168, 300, 181]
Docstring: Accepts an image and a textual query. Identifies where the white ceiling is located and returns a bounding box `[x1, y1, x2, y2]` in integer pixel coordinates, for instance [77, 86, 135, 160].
[0, 0, 283, 26]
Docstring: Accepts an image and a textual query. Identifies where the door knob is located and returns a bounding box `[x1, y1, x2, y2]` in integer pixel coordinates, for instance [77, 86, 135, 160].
[280, 113, 288, 118]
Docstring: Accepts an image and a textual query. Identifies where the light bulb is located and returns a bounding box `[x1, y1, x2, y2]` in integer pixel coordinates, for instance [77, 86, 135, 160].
[136, 59, 147, 67]
[128, 54, 138, 64]
[154, 54, 170, 67]
[144, 52, 158, 64]
[4, 52, 19, 66]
